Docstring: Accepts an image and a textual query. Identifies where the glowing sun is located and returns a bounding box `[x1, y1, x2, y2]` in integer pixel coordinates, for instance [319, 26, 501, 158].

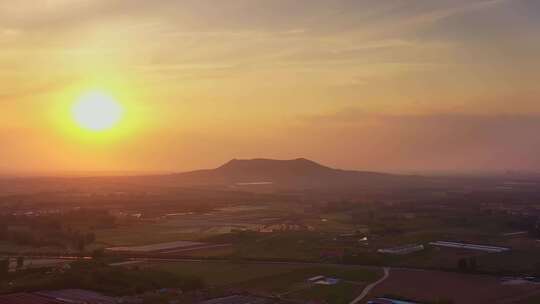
[72, 91, 124, 131]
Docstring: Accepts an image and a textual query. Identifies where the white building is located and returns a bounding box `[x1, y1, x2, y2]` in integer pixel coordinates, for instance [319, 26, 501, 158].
[377, 244, 424, 255]
[429, 241, 510, 253]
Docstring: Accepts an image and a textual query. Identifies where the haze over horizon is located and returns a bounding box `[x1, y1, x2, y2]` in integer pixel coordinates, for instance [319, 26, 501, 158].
[2, 0, 540, 174]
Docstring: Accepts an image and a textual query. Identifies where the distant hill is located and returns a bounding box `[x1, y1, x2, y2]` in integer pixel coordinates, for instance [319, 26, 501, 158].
[162, 158, 425, 190]
[2, 159, 525, 197]
[0, 158, 436, 195]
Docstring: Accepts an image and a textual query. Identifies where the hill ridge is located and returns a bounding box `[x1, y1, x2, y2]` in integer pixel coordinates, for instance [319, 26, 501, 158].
[164, 158, 418, 189]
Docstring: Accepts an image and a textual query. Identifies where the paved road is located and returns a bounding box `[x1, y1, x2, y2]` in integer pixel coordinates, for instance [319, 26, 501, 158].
[349, 267, 390, 304]
[8, 253, 385, 270]
[0, 254, 453, 273]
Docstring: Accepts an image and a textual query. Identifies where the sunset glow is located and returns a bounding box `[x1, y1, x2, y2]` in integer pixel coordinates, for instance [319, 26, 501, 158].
[1, 0, 539, 173]
[2, 2, 540, 300]
[72, 92, 123, 132]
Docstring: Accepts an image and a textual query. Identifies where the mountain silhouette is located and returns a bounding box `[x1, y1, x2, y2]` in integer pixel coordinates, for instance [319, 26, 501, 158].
[164, 158, 422, 189]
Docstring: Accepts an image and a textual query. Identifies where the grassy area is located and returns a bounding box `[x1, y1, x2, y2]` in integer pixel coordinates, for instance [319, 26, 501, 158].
[235, 265, 378, 304]
[238, 265, 378, 294]
[206, 231, 338, 261]
[1, 260, 203, 296]
[182, 246, 237, 258]
[151, 261, 307, 286]
[149, 260, 380, 304]
[0, 241, 38, 253]
[151, 261, 380, 294]
[95, 225, 209, 247]
[474, 250, 540, 274]
[518, 294, 540, 304]
[0, 241, 82, 254]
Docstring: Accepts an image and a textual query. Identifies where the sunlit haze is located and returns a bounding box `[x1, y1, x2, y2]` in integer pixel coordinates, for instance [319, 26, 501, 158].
[3, 2, 540, 302]
[72, 91, 123, 132]
[1, 0, 539, 174]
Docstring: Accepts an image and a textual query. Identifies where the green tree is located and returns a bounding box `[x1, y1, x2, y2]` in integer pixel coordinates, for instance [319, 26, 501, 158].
[91, 248, 105, 259]
[85, 232, 96, 244]
[458, 258, 468, 272]
[0, 259, 8, 278]
[0, 223, 7, 240]
[468, 257, 477, 272]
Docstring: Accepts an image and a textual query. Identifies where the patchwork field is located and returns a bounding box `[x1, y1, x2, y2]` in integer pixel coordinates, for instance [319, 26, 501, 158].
[95, 203, 307, 248]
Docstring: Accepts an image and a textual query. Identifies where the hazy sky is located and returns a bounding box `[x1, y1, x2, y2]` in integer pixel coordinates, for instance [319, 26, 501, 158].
[1, 0, 539, 174]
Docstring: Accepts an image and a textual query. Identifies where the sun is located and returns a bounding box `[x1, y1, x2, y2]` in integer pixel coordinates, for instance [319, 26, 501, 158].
[72, 91, 124, 131]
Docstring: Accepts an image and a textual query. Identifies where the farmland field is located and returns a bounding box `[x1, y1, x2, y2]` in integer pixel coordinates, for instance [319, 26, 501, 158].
[95, 203, 307, 248]
[106, 240, 208, 252]
[237, 265, 379, 293]
[518, 293, 540, 304]
[150, 261, 380, 293]
[150, 261, 309, 286]
[95, 225, 205, 247]
[147, 260, 381, 304]
[368, 269, 540, 304]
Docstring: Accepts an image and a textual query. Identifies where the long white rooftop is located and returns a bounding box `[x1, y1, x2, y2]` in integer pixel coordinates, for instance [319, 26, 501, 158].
[429, 241, 510, 253]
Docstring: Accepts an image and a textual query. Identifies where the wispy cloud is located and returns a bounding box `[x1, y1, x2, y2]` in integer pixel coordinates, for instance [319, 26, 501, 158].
[398, 0, 512, 28]
[298, 110, 540, 171]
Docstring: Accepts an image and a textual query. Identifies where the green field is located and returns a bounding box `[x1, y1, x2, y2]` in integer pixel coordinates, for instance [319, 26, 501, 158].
[237, 265, 378, 293]
[151, 260, 381, 303]
[205, 231, 340, 261]
[91, 202, 540, 276]
[151, 261, 308, 286]
[95, 225, 209, 247]
[94, 205, 302, 248]
[519, 294, 540, 304]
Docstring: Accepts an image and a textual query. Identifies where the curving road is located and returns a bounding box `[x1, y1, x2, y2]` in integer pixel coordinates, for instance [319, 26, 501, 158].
[350, 267, 390, 304]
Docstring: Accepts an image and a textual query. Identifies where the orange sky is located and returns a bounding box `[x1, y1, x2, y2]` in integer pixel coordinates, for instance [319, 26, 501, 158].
[1, 0, 539, 174]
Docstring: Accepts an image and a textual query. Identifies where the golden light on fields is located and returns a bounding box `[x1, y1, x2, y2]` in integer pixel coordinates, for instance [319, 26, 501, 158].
[72, 91, 124, 132]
